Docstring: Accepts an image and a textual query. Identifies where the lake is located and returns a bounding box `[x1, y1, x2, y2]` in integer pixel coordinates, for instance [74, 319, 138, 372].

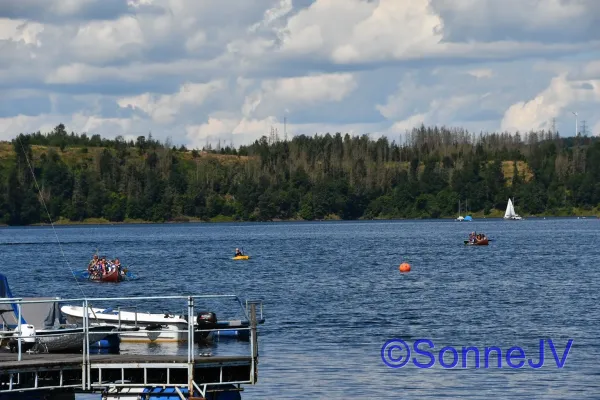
[1, 218, 599, 399]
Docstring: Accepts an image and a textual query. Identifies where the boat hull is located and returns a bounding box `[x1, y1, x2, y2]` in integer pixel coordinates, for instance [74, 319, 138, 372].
[4, 326, 114, 353]
[465, 238, 489, 246]
[232, 255, 250, 260]
[89, 268, 122, 282]
[36, 326, 114, 352]
[61, 306, 189, 343]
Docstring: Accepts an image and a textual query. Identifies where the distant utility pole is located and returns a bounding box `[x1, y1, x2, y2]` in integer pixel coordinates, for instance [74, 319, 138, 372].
[581, 120, 588, 136]
[283, 116, 287, 142]
[551, 118, 556, 134]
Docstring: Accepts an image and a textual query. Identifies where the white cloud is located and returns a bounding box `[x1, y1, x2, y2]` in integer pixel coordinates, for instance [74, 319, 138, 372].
[186, 115, 385, 149]
[262, 73, 356, 103]
[186, 115, 277, 142]
[386, 113, 428, 135]
[70, 113, 135, 134]
[0, 18, 44, 46]
[501, 74, 600, 132]
[117, 80, 225, 123]
[1, 0, 600, 146]
[184, 31, 207, 53]
[249, 0, 293, 33]
[0, 113, 140, 140]
[70, 16, 144, 63]
[468, 69, 494, 79]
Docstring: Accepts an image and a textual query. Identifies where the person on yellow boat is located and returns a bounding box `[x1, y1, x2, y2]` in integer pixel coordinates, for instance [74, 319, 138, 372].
[235, 248, 243, 257]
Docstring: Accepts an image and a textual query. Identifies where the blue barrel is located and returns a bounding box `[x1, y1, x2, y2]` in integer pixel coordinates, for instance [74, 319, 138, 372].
[139, 385, 241, 399]
[90, 333, 121, 350]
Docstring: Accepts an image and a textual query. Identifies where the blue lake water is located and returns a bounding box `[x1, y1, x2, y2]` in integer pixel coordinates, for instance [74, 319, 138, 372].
[1, 218, 599, 399]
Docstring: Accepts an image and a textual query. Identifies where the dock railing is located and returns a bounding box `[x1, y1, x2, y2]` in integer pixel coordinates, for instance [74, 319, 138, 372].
[0, 294, 262, 397]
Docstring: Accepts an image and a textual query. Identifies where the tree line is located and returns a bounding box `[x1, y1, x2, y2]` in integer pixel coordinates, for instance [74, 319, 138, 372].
[0, 123, 599, 225]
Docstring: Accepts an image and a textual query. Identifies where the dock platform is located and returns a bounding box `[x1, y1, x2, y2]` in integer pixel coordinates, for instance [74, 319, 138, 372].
[0, 353, 252, 390]
[0, 295, 261, 399]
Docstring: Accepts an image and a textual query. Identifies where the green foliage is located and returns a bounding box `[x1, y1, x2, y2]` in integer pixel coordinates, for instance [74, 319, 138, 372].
[0, 125, 599, 225]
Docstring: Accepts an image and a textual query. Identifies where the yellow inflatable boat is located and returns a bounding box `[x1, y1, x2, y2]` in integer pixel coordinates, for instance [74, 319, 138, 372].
[232, 255, 250, 260]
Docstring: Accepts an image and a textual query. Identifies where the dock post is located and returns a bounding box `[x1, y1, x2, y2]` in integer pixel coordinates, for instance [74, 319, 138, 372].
[17, 303, 22, 361]
[82, 299, 88, 390]
[188, 296, 194, 395]
[249, 302, 258, 384]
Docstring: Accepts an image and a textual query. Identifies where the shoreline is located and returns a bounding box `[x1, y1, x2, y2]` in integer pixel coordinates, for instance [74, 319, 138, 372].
[1, 212, 598, 227]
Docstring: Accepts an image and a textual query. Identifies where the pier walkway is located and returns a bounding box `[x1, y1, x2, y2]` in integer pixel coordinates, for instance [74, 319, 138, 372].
[0, 295, 261, 399]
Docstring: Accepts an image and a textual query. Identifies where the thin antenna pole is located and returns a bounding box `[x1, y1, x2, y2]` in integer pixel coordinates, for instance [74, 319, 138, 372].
[16, 136, 86, 298]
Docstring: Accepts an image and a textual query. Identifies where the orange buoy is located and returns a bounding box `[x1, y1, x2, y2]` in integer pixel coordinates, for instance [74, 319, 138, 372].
[399, 262, 411, 273]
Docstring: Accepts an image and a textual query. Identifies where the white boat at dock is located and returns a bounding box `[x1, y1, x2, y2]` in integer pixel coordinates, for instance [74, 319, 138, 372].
[61, 305, 189, 343]
[60, 303, 264, 343]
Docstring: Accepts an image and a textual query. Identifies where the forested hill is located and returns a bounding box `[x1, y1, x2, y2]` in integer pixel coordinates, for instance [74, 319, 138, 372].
[1, 123, 599, 225]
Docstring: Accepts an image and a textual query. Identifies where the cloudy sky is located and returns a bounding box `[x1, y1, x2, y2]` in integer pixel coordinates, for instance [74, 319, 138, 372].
[0, 0, 599, 148]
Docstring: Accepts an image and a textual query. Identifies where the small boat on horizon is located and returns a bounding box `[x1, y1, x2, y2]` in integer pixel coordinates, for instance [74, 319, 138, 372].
[456, 200, 473, 221]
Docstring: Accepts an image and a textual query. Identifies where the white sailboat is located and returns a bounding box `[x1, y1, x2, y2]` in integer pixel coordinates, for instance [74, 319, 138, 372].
[504, 198, 523, 220]
[456, 200, 464, 221]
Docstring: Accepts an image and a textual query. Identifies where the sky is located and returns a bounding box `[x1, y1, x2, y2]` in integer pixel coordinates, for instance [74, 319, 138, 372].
[0, 0, 599, 148]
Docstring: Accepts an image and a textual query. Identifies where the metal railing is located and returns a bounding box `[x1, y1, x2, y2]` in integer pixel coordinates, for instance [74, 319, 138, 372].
[0, 295, 262, 396]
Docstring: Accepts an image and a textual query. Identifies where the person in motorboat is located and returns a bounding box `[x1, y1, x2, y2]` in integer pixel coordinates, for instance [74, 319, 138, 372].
[235, 248, 243, 257]
[469, 232, 476, 243]
[88, 255, 103, 278]
[114, 258, 125, 276]
[88, 255, 99, 272]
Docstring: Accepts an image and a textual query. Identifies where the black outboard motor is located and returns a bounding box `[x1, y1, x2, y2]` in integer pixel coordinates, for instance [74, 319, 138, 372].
[195, 311, 217, 342]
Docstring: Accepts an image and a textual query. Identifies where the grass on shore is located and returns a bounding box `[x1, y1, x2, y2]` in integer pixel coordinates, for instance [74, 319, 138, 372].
[7, 206, 600, 227]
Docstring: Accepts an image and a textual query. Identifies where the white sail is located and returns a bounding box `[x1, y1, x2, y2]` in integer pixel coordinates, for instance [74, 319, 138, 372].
[504, 198, 523, 220]
[456, 200, 464, 221]
[504, 198, 515, 219]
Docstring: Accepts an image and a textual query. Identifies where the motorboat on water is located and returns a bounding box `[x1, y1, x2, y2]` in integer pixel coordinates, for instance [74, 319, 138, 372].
[60, 305, 265, 343]
[464, 232, 489, 246]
